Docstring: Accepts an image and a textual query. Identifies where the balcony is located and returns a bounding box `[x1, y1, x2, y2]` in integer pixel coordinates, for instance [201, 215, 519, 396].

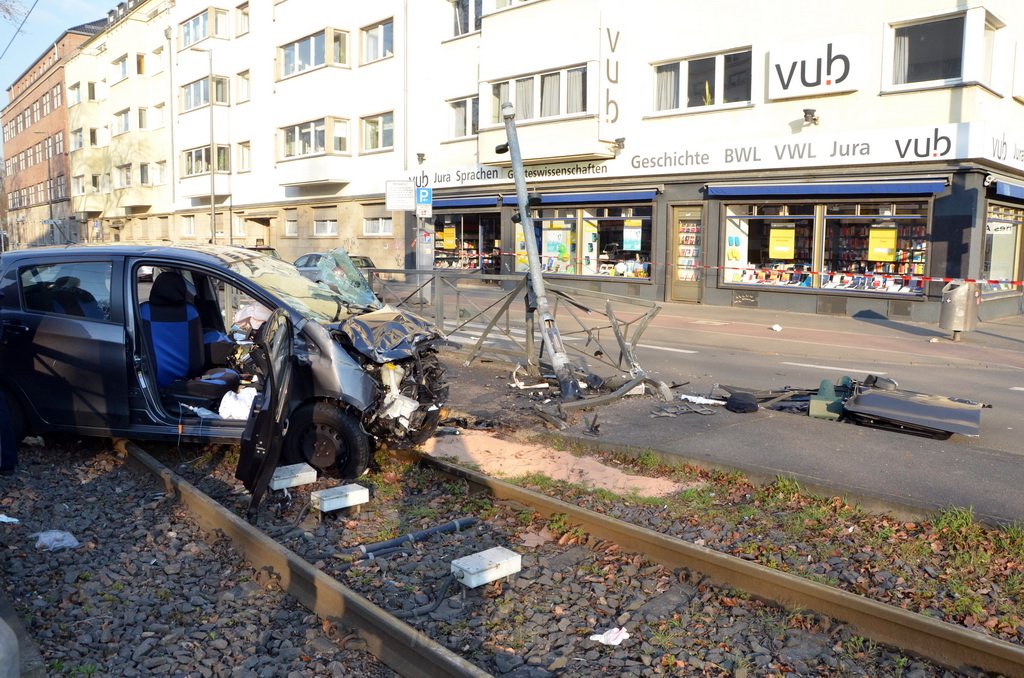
[179, 172, 232, 200]
[275, 154, 352, 187]
[477, 115, 615, 166]
[114, 185, 155, 209]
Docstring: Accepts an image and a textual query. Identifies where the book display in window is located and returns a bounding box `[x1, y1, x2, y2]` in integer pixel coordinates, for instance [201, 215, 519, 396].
[676, 220, 701, 282]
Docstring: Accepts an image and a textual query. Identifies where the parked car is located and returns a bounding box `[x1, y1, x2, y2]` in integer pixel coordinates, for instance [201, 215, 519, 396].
[294, 250, 375, 288]
[0, 244, 447, 516]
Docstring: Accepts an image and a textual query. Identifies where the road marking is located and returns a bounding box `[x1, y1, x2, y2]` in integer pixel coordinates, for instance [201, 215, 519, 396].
[1011, 387, 1024, 392]
[781, 361, 886, 375]
[692, 320, 728, 326]
[638, 343, 698, 354]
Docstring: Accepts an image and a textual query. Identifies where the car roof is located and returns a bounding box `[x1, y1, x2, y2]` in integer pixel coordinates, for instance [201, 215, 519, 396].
[0, 242, 267, 267]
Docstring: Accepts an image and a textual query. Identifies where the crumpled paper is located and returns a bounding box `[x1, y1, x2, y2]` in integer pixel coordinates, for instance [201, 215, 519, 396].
[589, 627, 630, 646]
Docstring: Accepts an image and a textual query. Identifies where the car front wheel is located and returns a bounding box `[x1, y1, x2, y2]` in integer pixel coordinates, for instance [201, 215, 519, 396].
[283, 402, 371, 478]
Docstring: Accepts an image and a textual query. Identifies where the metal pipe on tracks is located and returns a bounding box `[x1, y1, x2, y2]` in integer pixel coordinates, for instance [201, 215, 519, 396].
[421, 454, 1024, 678]
[125, 443, 491, 678]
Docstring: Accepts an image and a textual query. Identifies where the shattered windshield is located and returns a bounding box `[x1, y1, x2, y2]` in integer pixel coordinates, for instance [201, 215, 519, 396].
[224, 251, 381, 323]
[312, 248, 379, 307]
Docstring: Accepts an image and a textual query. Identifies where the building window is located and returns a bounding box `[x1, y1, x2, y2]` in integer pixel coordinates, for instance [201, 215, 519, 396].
[183, 214, 196, 237]
[893, 15, 964, 85]
[333, 30, 348, 65]
[114, 109, 130, 135]
[281, 118, 325, 158]
[332, 120, 348, 153]
[183, 76, 228, 111]
[90, 174, 100, 192]
[236, 2, 249, 35]
[982, 204, 1023, 295]
[313, 208, 338, 236]
[183, 145, 230, 176]
[87, 82, 97, 101]
[136, 53, 145, 75]
[115, 163, 132, 188]
[114, 54, 128, 82]
[451, 96, 479, 138]
[237, 141, 251, 171]
[362, 19, 393, 63]
[237, 70, 250, 102]
[284, 209, 298, 237]
[364, 217, 393, 236]
[722, 201, 929, 296]
[453, 0, 482, 36]
[71, 128, 84, 151]
[43, 92, 51, 114]
[53, 84, 62, 108]
[182, 8, 227, 45]
[139, 163, 150, 185]
[281, 32, 325, 77]
[514, 204, 653, 276]
[655, 49, 751, 112]
[155, 161, 166, 185]
[153, 103, 165, 127]
[137, 107, 148, 129]
[490, 65, 588, 122]
[361, 112, 393, 151]
[72, 175, 85, 196]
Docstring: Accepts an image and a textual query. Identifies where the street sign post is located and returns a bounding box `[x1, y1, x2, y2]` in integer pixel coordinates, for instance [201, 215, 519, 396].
[385, 180, 416, 211]
[415, 187, 433, 218]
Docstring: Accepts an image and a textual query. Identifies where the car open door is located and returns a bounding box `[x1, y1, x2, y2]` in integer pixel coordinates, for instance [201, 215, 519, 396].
[234, 308, 295, 523]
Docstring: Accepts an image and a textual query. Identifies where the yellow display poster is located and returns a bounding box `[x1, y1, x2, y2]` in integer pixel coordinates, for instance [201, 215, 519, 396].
[868, 227, 897, 262]
[768, 225, 795, 260]
[443, 227, 456, 250]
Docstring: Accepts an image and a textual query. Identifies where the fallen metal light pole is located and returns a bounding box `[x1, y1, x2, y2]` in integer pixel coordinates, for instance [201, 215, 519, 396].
[501, 101, 580, 401]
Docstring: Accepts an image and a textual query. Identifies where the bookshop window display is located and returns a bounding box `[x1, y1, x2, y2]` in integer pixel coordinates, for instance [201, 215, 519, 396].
[723, 200, 930, 296]
[982, 203, 1023, 296]
[514, 204, 653, 278]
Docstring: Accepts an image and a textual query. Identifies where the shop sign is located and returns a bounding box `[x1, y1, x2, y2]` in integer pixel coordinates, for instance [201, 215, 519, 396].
[768, 39, 861, 101]
[868, 227, 897, 262]
[987, 222, 1014, 234]
[768, 224, 795, 260]
[385, 180, 415, 211]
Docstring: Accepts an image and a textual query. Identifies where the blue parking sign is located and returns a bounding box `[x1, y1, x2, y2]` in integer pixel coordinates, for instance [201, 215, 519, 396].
[416, 188, 432, 205]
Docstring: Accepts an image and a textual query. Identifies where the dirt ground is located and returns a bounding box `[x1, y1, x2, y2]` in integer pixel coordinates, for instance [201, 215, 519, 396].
[428, 355, 684, 498]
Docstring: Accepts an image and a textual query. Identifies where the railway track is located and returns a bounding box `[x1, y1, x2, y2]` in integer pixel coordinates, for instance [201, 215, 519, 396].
[127, 441, 1024, 678]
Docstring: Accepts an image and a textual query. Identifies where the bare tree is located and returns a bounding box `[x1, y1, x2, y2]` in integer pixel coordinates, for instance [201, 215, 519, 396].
[0, 1, 25, 23]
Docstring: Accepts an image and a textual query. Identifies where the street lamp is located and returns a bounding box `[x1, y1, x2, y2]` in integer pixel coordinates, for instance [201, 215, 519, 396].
[191, 47, 216, 244]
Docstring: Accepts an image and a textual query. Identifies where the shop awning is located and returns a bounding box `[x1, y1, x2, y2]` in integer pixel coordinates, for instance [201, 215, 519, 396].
[994, 181, 1024, 201]
[433, 196, 499, 208]
[705, 180, 947, 197]
[501, 189, 657, 205]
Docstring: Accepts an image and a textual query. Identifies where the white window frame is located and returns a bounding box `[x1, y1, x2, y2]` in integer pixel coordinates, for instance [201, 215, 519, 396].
[236, 2, 249, 36]
[363, 216, 393, 236]
[237, 141, 251, 171]
[137, 107, 148, 130]
[451, 96, 479, 138]
[284, 209, 298, 237]
[489, 65, 588, 123]
[332, 119, 349, 153]
[114, 54, 128, 82]
[362, 19, 393, 63]
[653, 49, 751, 113]
[68, 83, 80, 106]
[281, 118, 325, 158]
[115, 163, 132, 189]
[113, 108, 130, 135]
[237, 70, 250, 102]
[280, 31, 326, 78]
[361, 112, 393, 152]
[453, 0, 482, 37]
[182, 214, 196, 237]
[70, 128, 84, 151]
[183, 76, 229, 111]
[183, 145, 231, 176]
[313, 218, 338, 236]
[72, 175, 85, 196]
[139, 163, 151, 185]
[182, 10, 209, 47]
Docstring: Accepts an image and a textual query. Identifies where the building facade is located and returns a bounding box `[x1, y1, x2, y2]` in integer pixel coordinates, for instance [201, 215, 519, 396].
[2, 21, 104, 248]
[8, 0, 1024, 320]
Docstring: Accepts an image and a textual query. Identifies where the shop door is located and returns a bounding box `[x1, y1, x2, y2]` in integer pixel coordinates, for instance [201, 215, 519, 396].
[669, 206, 703, 302]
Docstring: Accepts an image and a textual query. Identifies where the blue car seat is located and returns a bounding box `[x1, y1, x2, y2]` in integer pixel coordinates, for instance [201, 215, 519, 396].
[139, 271, 240, 401]
[51, 276, 105, 319]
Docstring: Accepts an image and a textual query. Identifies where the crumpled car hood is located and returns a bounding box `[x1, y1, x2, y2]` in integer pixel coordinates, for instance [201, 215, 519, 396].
[338, 305, 443, 363]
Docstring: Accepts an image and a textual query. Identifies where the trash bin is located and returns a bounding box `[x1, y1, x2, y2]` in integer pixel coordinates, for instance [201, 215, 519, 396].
[939, 281, 979, 341]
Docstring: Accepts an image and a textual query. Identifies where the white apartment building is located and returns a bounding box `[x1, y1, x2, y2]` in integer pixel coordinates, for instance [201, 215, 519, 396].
[57, 0, 1024, 320]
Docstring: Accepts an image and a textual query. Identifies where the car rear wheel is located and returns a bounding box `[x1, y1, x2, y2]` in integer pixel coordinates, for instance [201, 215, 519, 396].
[283, 402, 371, 478]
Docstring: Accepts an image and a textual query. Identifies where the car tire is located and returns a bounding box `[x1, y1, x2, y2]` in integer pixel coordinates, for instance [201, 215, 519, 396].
[284, 402, 371, 478]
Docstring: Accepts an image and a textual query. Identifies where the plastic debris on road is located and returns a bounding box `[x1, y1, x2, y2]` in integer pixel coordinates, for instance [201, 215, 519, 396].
[0, 514, 18, 524]
[589, 627, 630, 646]
[770, 324, 783, 332]
[679, 394, 725, 406]
[33, 530, 81, 551]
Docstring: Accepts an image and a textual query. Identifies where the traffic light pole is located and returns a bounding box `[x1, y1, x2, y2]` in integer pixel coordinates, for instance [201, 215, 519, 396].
[501, 102, 580, 402]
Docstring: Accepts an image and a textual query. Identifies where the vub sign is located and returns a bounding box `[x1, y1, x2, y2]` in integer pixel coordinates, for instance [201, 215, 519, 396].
[768, 39, 862, 101]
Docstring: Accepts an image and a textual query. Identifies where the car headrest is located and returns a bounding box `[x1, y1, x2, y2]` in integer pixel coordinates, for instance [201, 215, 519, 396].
[150, 271, 188, 306]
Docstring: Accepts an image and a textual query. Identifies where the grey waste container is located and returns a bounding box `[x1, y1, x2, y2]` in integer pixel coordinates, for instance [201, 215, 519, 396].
[939, 281, 978, 340]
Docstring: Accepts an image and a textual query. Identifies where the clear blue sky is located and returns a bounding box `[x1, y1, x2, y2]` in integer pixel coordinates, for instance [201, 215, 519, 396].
[1, 0, 112, 100]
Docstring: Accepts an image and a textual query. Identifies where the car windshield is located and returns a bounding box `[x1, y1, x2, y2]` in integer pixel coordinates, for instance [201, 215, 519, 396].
[311, 249, 379, 302]
[224, 251, 381, 322]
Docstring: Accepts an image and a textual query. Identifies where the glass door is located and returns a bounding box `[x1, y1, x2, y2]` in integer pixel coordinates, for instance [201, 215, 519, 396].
[670, 205, 703, 302]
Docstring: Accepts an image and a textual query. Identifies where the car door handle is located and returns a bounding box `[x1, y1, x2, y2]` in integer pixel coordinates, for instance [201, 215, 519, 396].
[1, 320, 30, 336]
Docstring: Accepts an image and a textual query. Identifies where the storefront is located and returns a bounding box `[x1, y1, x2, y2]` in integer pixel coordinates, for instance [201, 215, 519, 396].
[430, 197, 501, 273]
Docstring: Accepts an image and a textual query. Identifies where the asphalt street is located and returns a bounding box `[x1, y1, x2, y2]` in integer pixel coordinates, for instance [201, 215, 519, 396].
[439, 287, 1024, 526]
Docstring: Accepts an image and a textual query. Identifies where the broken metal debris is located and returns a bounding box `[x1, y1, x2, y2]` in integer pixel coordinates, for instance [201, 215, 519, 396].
[583, 414, 601, 436]
[650, 403, 715, 418]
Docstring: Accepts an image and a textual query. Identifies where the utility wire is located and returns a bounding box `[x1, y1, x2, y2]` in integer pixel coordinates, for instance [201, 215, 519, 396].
[0, 0, 41, 65]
